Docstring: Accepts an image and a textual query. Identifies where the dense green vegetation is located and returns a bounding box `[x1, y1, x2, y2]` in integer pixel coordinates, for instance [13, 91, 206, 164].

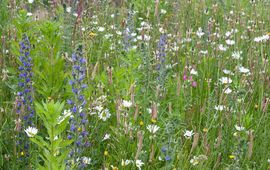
[0, 0, 270, 169]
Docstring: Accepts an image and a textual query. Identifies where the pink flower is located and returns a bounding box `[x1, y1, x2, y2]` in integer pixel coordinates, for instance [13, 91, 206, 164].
[183, 74, 188, 81]
[192, 81, 197, 87]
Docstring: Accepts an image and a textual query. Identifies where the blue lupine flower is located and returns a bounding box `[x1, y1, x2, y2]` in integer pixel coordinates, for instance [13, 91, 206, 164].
[161, 146, 167, 153]
[15, 34, 35, 163]
[165, 155, 171, 161]
[156, 34, 167, 87]
[68, 45, 89, 167]
[17, 34, 35, 126]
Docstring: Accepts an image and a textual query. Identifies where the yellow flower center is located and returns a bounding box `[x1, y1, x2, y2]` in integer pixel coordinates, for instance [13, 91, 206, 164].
[229, 155, 235, 159]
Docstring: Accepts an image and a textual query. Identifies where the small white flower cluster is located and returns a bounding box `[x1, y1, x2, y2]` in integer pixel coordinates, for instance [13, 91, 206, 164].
[122, 100, 132, 108]
[238, 66, 250, 74]
[58, 109, 73, 124]
[76, 157, 91, 165]
[119, 159, 144, 169]
[89, 95, 111, 121]
[214, 105, 226, 111]
[254, 34, 269, 42]
[146, 125, 160, 134]
[190, 155, 207, 166]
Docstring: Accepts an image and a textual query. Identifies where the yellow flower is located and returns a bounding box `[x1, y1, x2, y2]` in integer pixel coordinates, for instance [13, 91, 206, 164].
[89, 32, 97, 37]
[111, 165, 118, 170]
[203, 128, 208, 133]
[104, 150, 108, 156]
[151, 119, 157, 123]
[20, 151, 24, 156]
[77, 127, 81, 132]
[233, 132, 238, 137]
[229, 155, 235, 159]
[139, 120, 144, 126]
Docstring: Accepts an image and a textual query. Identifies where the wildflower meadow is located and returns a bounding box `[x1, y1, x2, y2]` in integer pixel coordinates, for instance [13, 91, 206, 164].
[1, 0, 270, 169]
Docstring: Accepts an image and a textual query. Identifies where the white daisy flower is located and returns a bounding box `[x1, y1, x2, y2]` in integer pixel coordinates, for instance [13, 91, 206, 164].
[235, 125, 245, 131]
[26, 12, 33, 16]
[219, 77, 232, 84]
[97, 27, 105, 32]
[123, 100, 132, 108]
[223, 69, 234, 75]
[161, 9, 167, 14]
[135, 160, 144, 170]
[98, 109, 111, 121]
[196, 27, 205, 38]
[214, 105, 225, 111]
[226, 39, 235, 45]
[81, 157, 91, 165]
[25, 126, 38, 137]
[184, 130, 194, 139]
[218, 44, 228, 51]
[238, 66, 250, 74]
[147, 125, 160, 134]
[190, 68, 198, 75]
[224, 88, 232, 94]
[66, 7, 72, 13]
[102, 133, 110, 141]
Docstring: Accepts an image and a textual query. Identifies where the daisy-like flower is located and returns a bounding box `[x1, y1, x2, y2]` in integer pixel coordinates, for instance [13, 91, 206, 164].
[225, 39, 235, 45]
[97, 27, 105, 32]
[199, 50, 208, 55]
[102, 133, 110, 141]
[218, 44, 228, 51]
[232, 51, 242, 60]
[98, 109, 111, 121]
[190, 155, 207, 166]
[58, 109, 73, 124]
[223, 69, 234, 75]
[66, 7, 72, 13]
[146, 125, 160, 134]
[135, 160, 144, 170]
[238, 66, 250, 74]
[82, 157, 91, 164]
[161, 9, 167, 14]
[24, 126, 38, 137]
[235, 125, 245, 131]
[196, 27, 205, 38]
[219, 77, 232, 84]
[190, 157, 199, 165]
[121, 159, 133, 166]
[214, 105, 225, 111]
[123, 100, 132, 108]
[190, 68, 198, 75]
[184, 130, 194, 139]
[223, 88, 232, 94]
